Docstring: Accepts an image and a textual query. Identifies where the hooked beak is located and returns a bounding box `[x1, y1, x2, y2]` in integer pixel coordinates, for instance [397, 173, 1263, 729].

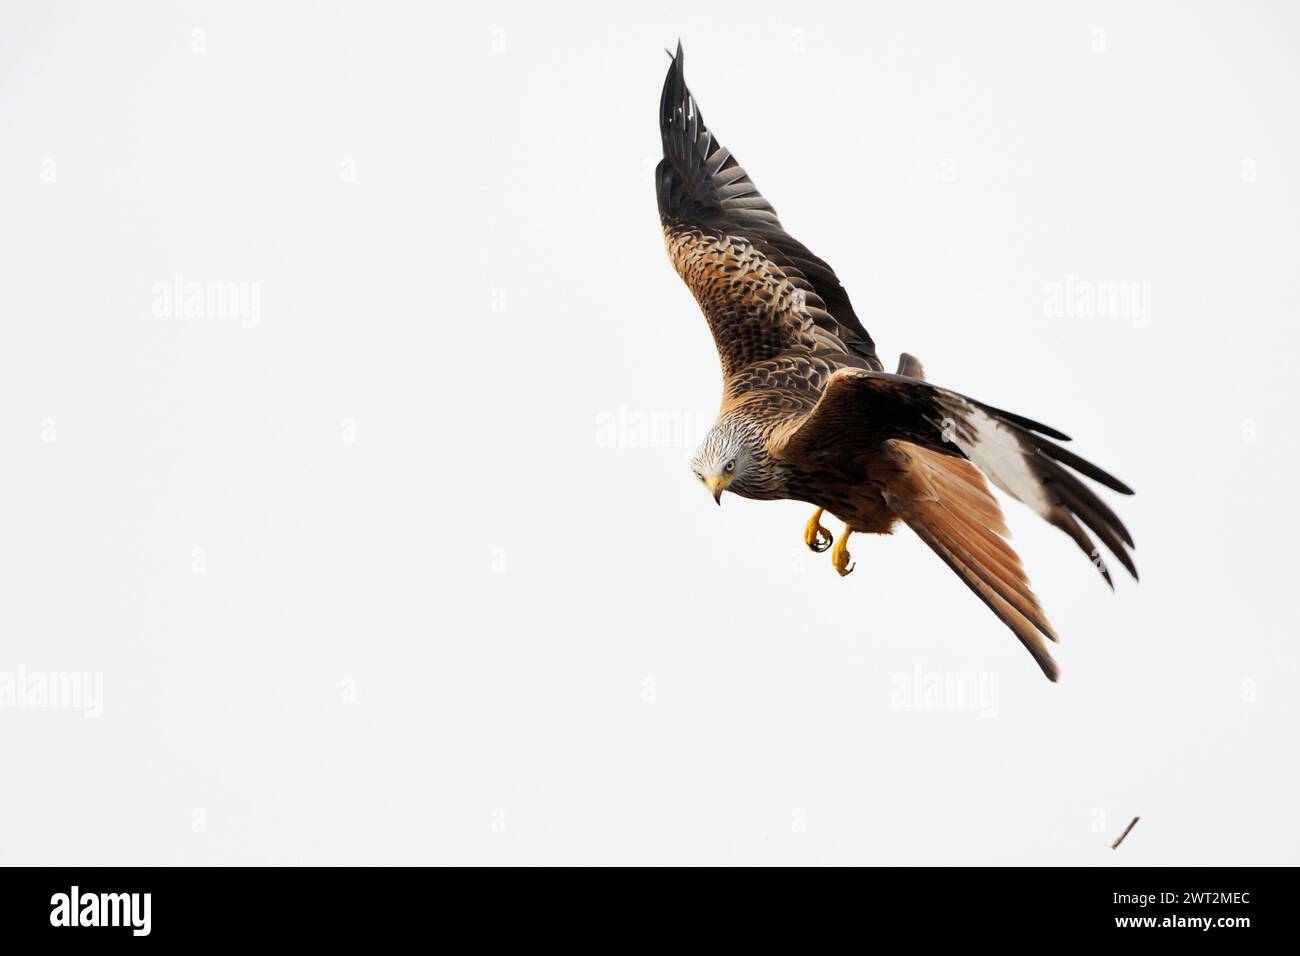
[705, 474, 731, 505]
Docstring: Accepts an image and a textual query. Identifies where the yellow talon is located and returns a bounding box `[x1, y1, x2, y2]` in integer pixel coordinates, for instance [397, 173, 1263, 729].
[831, 528, 855, 576]
[804, 507, 832, 553]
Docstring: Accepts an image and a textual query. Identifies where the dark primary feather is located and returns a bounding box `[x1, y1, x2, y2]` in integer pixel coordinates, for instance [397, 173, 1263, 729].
[656, 43, 881, 370]
[656, 41, 779, 228]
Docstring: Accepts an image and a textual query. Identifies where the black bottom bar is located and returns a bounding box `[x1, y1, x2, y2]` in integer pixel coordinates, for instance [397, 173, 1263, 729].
[0, 865, 1279, 942]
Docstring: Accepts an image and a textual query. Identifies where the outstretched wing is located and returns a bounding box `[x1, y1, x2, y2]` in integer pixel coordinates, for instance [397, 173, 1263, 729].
[779, 369, 1136, 681]
[778, 369, 1137, 583]
[655, 43, 881, 379]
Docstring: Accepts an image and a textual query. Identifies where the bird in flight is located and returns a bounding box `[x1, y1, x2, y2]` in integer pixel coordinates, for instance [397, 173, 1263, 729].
[655, 44, 1136, 681]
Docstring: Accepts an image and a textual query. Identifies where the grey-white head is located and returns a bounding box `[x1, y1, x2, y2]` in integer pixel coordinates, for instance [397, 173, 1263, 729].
[689, 417, 775, 504]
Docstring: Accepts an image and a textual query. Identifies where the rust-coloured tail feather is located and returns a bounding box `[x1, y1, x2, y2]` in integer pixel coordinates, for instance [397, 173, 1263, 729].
[886, 444, 1062, 681]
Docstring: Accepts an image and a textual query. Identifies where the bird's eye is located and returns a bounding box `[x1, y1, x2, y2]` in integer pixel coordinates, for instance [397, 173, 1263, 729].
[725, 460, 735, 473]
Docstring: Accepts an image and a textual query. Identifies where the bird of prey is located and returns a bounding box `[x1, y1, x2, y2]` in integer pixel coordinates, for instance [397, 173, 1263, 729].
[655, 44, 1136, 681]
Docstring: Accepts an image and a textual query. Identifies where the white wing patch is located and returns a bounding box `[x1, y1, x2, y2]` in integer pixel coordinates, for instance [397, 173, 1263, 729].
[949, 404, 1052, 517]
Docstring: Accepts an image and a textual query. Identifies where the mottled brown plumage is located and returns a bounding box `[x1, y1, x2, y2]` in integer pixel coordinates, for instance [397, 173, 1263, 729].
[658, 44, 1136, 680]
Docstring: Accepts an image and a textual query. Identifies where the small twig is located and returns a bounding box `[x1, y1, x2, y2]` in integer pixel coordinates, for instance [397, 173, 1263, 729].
[1111, 816, 1140, 850]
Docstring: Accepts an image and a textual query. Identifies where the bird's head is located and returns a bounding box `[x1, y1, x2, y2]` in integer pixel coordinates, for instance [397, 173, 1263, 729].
[690, 418, 766, 504]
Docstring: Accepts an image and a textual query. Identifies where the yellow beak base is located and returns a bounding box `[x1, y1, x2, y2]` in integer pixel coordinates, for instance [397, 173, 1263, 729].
[705, 474, 732, 504]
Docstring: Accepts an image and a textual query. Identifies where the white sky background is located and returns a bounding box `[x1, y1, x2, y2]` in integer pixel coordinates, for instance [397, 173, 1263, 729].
[1, 0, 1297, 865]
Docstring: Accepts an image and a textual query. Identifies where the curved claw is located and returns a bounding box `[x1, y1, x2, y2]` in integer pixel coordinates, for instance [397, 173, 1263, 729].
[804, 507, 833, 553]
[831, 529, 855, 577]
[810, 526, 832, 553]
